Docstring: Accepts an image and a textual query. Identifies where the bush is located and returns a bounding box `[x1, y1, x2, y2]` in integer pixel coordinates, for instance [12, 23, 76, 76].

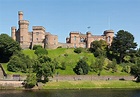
[73, 59, 89, 75]
[33, 45, 42, 50]
[34, 48, 48, 56]
[74, 47, 82, 54]
[61, 62, 66, 70]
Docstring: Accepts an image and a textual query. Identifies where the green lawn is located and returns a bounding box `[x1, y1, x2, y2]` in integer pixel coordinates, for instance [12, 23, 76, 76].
[43, 80, 140, 89]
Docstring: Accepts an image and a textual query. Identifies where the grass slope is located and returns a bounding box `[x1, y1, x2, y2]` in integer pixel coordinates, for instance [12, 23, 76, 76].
[2, 48, 129, 76]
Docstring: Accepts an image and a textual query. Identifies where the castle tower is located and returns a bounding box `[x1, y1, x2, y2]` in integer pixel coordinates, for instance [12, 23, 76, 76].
[104, 30, 114, 46]
[11, 26, 16, 41]
[86, 31, 92, 48]
[45, 33, 58, 49]
[18, 11, 23, 21]
[18, 11, 30, 49]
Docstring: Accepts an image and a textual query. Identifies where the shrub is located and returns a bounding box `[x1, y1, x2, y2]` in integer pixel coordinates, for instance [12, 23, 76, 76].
[64, 53, 68, 57]
[34, 48, 48, 56]
[33, 45, 42, 50]
[74, 47, 82, 54]
[73, 59, 89, 75]
[61, 62, 66, 70]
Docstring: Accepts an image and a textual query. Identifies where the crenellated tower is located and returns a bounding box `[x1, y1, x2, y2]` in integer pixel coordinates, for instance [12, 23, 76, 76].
[11, 26, 16, 41]
[18, 11, 30, 48]
[104, 30, 114, 46]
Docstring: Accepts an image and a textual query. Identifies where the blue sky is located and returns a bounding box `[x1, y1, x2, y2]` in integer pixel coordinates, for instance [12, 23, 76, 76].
[0, 0, 140, 46]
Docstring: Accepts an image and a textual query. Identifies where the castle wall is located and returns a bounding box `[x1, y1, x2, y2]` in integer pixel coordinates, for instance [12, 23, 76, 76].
[45, 34, 58, 49]
[32, 26, 46, 47]
[66, 30, 114, 48]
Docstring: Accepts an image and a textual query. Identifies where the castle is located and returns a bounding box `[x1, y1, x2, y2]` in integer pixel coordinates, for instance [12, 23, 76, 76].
[11, 11, 58, 49]
[11, 11, 114, 49]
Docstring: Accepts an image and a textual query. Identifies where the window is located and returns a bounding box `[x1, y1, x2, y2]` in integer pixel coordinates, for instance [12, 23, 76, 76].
[74, 36, 76, 41]
[107, 36, 111, 42]
[36, 38, 38, 41]
[36, 32, 39, 35]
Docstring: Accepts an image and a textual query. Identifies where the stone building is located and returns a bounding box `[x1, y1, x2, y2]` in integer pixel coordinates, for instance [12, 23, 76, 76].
[66, 30, 114, 48]
[11, 11, 114, 49]
[11, 11, 58, 49]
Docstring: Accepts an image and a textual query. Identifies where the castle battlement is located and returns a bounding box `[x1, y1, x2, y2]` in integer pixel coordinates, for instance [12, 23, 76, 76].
[18, 20, 29, 25]
[32, 26, 46, 32]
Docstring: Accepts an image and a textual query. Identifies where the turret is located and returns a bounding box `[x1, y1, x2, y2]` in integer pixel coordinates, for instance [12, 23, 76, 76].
[18, 11, 23, 21]
[18, 11, 30, 48]
[86, 31, 92, 48]
[11, 26, 16, 40]
[104, 30, 114, 46]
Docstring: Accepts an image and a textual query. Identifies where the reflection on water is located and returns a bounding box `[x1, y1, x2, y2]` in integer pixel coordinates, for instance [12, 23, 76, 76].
[0, 89, 140, 97]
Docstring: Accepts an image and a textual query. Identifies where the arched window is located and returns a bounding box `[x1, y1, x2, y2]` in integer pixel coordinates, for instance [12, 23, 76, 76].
[74, 36, 76, 41]
[107, 36, 111, 42]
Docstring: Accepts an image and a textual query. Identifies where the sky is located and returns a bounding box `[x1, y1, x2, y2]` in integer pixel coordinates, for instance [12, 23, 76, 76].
[0, 0, 140, 47]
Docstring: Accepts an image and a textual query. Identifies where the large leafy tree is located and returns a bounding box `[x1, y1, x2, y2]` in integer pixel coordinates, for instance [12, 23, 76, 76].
[7, 51, 33, 73]
[0, 34, 21, 62]
[110, 30, 137, 63]
[35, 55, 55, 82]
[90, 40, 107, 57]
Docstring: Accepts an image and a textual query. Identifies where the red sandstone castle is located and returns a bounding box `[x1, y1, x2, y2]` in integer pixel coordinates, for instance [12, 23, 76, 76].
[11, 11, 114, 49]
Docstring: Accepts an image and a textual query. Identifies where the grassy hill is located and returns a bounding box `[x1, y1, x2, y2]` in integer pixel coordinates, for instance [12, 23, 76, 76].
[21, 48, 129, 76]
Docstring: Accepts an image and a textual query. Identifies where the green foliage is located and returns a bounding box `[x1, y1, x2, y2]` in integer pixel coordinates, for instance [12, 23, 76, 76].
[73, 58, 89, 75]
[61, 62, 66, 70]
[90, 40, 107, 57]
[90, 57, 105, 74]
[34, 48, 48, 56]
[0, 34, 21, 62]
[74, 47, 83, 54]
[7, 51, 33, 73]
[52, 58, 59, 69]
[110, 30, 137, 63]
[24, 73, 37, 88]
[38, 55, 51, 63]
[15, 48, 130, 76]
[33, 45, 42, 50]
[130, 58, 140, 76]
[35, 55, 55, 82]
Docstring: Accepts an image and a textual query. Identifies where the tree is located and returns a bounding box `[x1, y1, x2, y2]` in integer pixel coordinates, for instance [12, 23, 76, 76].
[7, 51, 33, 73]
[90, 40, 107, 57]
[73, 58, 89, 75]
[24, 72, 37, 88]
[90, 57, 105, 75]
[0, 34, 21, 62]
[36, 55, 55, 82]
[110, 30, 137, 63]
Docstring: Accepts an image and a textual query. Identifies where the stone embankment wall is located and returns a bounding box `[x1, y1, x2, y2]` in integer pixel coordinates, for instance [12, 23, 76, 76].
[49, 75, 134, 82]
[0, 81, 23, 89]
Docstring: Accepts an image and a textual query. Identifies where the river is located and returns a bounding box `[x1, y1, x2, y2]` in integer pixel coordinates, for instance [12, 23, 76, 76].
[0, 89, 140, 97]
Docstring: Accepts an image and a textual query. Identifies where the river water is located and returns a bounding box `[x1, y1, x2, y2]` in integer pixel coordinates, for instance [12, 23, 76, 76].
[0, 89, 140, 97]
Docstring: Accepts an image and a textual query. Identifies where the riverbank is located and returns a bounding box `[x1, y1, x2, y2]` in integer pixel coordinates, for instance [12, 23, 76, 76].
[43, 80, 140, 89]
[0, 81, 23, 89]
